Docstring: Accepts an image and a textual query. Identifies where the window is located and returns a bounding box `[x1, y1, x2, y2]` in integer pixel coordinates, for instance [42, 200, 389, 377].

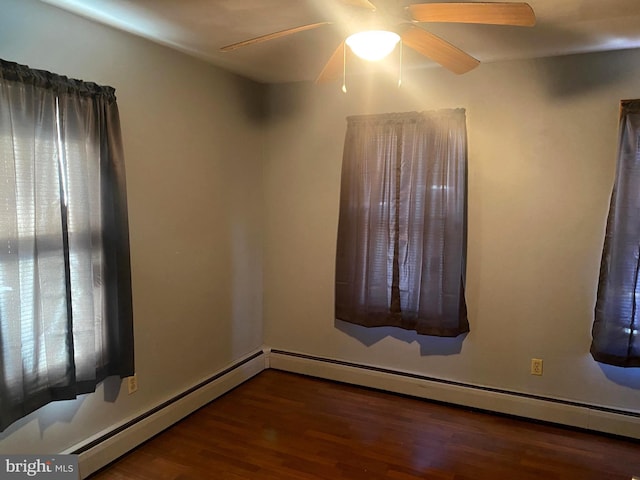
[0, 59, 134, 431]
[592, 99, 640, 367]
[335, 110, 469, 336]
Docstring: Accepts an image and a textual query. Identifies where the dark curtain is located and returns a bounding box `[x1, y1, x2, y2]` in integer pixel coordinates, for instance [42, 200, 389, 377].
[335, 110, 469, 336]
[592, 100, 640, 367]
[0, 59, 134, 431]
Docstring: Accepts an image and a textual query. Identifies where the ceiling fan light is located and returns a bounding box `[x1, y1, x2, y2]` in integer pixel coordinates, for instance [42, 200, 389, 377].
[345, 30, 401, 61]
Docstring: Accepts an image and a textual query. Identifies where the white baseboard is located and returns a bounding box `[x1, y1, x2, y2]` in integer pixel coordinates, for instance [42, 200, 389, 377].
[67, 346, 639, 479]
[267, 349, 640, 440]
[69, 350, 266, 478]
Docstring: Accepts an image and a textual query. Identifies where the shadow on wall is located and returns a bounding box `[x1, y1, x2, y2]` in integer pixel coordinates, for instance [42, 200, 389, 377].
[0, 396, 87, 441]
[534, 42, 639, 98]
[227, 73, 269, 125]
[103, 375, 124, 403]
[335, 319, 466, 356]
[598, 362, 640, 390]
[0, 376, 123, 441]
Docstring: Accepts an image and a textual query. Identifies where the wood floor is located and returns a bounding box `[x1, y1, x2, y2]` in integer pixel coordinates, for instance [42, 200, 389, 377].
[90, 369, 640, 480]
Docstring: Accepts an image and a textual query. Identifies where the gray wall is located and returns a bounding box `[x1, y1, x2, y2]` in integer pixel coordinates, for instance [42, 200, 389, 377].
[2, 0, 640, 456]
[264, 50, 640, 413]
[0, 0, 264, 453]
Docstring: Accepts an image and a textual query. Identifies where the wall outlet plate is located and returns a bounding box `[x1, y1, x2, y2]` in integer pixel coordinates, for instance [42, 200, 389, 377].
[127, 374, 138, 394]
[531, 358, 543, 376]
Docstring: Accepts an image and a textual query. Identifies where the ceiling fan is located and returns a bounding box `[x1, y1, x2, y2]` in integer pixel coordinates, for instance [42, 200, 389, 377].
[220, 1, 536, 83]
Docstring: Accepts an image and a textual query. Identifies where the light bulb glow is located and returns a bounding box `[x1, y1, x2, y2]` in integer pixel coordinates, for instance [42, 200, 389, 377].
[345, 30, 401, 61]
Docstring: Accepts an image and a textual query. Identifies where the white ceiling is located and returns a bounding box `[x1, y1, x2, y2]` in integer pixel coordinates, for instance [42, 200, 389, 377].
[39, 0, 640, 84]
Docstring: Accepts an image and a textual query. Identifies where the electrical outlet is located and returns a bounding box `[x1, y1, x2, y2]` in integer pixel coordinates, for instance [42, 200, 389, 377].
[127, 374, 138, 394]
[531, 358, 543, 376]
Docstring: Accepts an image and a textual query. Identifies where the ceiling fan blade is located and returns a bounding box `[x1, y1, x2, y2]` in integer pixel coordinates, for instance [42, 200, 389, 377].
[340, 0, 377, 10]
[316, 41, 347, 84]
[220, 22, 331, 52]
[408, 2, 535, 27]
[400, 25, 479, 74]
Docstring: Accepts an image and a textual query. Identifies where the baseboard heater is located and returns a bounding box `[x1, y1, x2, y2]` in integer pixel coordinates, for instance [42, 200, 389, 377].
[267, 349, 640, 441]
[67, 349, 266, 478]
[68, 347, 639, 478]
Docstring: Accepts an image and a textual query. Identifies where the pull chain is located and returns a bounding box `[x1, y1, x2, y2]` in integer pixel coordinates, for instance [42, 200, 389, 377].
[398, 38, 403, 88]
[342, 42, 347, 93]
